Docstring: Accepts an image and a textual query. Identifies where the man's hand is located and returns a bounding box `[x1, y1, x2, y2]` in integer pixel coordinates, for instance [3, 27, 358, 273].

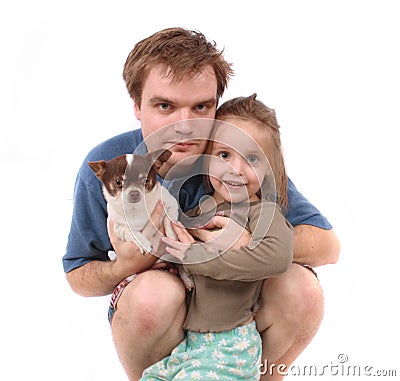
[107, 201, 168, 276]
[189, 215, 251, 251]
[108, 201, 166, 257]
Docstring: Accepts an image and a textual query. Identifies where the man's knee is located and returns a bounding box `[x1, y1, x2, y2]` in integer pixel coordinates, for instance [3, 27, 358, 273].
[256, 264, 324, 333]
[113, 270, 186, 333]
[279, 264, 324, 317]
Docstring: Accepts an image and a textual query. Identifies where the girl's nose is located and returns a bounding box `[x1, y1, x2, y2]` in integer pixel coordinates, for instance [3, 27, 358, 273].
[229, 156, 246, 175]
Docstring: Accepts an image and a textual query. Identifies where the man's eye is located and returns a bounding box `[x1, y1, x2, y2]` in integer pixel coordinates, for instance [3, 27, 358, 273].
[158, 103, 170, 110]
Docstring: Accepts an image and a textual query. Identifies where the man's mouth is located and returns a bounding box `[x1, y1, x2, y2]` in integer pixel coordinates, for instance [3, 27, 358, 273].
[169, 141, 197, 151]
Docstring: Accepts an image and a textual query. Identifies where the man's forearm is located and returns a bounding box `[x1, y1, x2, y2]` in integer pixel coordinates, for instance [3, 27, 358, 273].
[293, 225, 340, 267]
[66, 252, 159, 297]
[66, 260, 120, 297]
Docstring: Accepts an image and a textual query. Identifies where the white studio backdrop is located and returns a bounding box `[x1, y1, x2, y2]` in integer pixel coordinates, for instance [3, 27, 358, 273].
[1, 1, 399, 380]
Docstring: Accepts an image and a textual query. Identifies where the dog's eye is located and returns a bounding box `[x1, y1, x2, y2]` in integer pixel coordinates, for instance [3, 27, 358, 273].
[140, 177, 149, 187]
[114, 178, 123, 188]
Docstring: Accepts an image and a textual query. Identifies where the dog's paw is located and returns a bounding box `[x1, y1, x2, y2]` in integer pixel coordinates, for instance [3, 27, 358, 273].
[128, 231, 153, 254]
[164, 219, 178, 240]
[182, 276, 195, 292]
[114, 224, 129, 242]
[178, 266, 194, 291]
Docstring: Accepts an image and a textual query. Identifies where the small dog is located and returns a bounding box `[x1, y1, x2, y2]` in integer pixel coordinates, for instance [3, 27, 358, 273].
[88, 149, 194, 290]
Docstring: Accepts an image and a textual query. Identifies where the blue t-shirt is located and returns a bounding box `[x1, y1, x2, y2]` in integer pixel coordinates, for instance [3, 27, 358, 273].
[62, 129, 332, 273]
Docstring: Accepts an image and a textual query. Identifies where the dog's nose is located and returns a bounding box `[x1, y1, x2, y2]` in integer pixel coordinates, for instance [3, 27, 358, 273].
[126, 190, 141, 203]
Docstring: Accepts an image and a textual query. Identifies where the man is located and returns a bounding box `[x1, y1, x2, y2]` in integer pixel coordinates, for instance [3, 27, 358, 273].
[63, 27, 340, 380]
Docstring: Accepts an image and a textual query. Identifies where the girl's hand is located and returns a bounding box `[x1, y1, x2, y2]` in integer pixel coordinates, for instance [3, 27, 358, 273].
[189, 215, 251, 251]
[162, 220, 195, 262]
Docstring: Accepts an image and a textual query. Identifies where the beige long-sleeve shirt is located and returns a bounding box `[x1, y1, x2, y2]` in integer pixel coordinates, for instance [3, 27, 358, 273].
[182, 200, 294, 333]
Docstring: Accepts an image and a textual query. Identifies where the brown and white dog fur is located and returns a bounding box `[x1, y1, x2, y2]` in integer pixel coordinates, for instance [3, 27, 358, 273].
[89, 149, 194, 290]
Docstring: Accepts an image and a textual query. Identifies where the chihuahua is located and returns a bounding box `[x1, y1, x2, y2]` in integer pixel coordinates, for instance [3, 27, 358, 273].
[88, 149, 193, 290]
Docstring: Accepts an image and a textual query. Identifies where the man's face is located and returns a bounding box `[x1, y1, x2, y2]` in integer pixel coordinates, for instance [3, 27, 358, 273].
[134, 64, 218, 177]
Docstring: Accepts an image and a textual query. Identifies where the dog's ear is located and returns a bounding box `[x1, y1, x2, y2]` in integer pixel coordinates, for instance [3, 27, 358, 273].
[88, 160, 107, 180]
[147, 149, 172, 171]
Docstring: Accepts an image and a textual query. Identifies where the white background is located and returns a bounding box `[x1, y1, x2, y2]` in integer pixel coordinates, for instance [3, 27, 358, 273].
[1, 1, 399, 379]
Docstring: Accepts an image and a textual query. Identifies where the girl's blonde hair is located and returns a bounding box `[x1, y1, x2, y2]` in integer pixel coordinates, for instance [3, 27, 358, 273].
[215, 93, 288, 210]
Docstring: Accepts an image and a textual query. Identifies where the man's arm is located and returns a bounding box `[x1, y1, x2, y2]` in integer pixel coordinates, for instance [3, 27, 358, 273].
[293, 225, 340, 267]
[66, 203, 166, 297]
[66, 251, 158, 297]
[285, 178, 340, 266]
[66, 260, 128, 297]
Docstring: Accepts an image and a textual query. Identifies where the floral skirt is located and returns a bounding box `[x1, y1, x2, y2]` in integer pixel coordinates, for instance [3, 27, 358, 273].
[140, 321, 261, 380]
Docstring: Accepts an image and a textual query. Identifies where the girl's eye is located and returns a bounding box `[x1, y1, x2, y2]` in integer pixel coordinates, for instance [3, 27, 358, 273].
[247, 155, 258, 164]
[218, 151, 230, 159]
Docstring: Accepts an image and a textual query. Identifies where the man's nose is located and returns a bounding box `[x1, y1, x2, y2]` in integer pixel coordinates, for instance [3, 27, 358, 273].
[173, 116, 195, 135]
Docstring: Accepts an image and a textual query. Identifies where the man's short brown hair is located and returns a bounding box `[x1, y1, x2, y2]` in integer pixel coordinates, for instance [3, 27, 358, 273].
[123, 27, 234, 107]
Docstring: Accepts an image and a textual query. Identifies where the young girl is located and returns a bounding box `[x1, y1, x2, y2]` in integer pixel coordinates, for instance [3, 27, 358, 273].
[140, 94, 294, 380]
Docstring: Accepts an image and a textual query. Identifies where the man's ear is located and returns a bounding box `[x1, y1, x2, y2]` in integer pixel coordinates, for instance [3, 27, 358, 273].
[134, 102, 141, 121]
[88, 161, 107, 180]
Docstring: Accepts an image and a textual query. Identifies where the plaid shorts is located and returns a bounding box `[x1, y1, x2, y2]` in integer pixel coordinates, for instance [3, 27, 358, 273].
[108, 274, 137, 323]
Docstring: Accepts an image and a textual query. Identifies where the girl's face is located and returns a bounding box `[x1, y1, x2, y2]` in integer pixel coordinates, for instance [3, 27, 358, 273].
[208, 117, 271, 204]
